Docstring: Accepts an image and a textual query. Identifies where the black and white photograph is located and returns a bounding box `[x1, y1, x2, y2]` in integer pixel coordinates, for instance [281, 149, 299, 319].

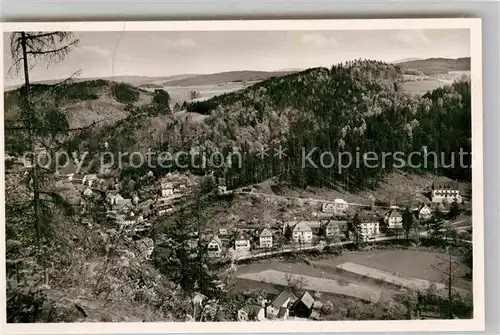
[1, 19, 483, 333]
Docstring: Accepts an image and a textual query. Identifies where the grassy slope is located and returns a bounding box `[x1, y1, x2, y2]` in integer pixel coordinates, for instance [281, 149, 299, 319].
[4, 80, 152, 130]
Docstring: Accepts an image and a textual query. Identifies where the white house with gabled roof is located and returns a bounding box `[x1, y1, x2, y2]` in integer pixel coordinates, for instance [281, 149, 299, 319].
[292, 222, 313, 244]
[207, 235, 223, 258]
[418, 204, 432, 221]
[259, 228, 273, 248]
[385, 209, 403, 229]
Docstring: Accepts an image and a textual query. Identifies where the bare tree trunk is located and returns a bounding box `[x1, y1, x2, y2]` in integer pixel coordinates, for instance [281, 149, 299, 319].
[20, 32, 47, 285]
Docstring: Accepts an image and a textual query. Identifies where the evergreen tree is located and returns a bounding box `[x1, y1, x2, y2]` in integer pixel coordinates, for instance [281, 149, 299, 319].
[402, 207, 414, 242]
[7, 31, 79, 285]
[448, 200, 461, 219]
[348, 213, 363, 247]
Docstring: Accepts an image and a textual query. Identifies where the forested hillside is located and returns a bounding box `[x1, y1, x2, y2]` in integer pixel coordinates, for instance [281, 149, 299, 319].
[78, 59, 470, 191]
[25, 59, 470, 192]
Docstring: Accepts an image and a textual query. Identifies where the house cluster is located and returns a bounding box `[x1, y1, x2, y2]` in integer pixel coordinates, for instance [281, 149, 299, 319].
[280, 198, 441, 244]
[205, 226, 276, 258]
[155, 173, 194, 217]
[62, 169, 199, 237]
[237, 290, 324, 321]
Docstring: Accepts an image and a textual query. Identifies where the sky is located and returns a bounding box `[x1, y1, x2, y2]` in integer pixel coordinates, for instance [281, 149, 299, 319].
[3, 29, 470, 86]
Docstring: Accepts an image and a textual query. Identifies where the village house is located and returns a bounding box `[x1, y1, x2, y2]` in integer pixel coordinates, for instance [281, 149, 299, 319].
[83, 187, 93, 197]
[321, 198, 348, 216]
[301, 221, 322, 234]
[292, 291, 315, 318]
[431, 180, 462, 204]
[418, 204, 433, 220]
[323, 220, 347, 238]
[207, 235, 223, 258]
[385, 209, 403, 229]
[114, 197, 133, 211]
[234, 233, 251, 252]
[292, 222, 313, 245]
[155, 196, 175, 216]
[82, 174, 98, 187]
[237, 305, 265, 321]
[117, 212, 136, 227]
[157, 207, 174, 216]
[259, 228, 273, 248]
[360, 221, 380, 241]
[108, 193, 124, 205]
[160, 180, 174, 198]
[218, 184, 228, 195]
[70, 173, 84, 184]
[266, 291, 297, 318]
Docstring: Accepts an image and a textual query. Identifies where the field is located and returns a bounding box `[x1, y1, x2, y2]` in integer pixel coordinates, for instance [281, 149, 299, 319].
[237, 269, 381, 303]
[232, 249, 472, 307]
[400, 70, 471, 96]
[311, 250, 472, 290]
[401, 79, 449, 96]
[162, 82, 251, 105]
[337, 262, 469, 296]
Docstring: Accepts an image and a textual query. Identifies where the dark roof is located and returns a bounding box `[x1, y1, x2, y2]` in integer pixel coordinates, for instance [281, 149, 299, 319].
[419, 203, 431, 211]
[271, 291, 293, 308]
[325, 220, 347, 229]
[433, 180, 459, 190]
[236, 232, 250, 240]
[260, 228, 272, 237]
[209, 235, 222, 246]
[388, 209, 402, 218]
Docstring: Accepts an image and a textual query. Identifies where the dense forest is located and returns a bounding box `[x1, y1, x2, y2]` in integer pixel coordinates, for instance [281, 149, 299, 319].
[181, 60, 471, 191]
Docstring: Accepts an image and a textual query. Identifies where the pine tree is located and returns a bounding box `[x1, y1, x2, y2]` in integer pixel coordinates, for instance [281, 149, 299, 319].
[402, 207, 414, 242]
[8, 31, 79, 285]
[348, 212, 363, 247]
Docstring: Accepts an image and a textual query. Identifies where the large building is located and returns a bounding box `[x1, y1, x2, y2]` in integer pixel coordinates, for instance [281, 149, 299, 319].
[321, 198, 348, 216]
[431, 180, 462, 203]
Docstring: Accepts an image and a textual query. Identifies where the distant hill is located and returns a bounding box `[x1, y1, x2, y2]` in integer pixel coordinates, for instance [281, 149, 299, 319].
[397, 57, 470, 75]
[139, 83, 163, 89]
[392, 58, 422, 64]
[5, 71, 294, 91]
[160, 70, 298, 87]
